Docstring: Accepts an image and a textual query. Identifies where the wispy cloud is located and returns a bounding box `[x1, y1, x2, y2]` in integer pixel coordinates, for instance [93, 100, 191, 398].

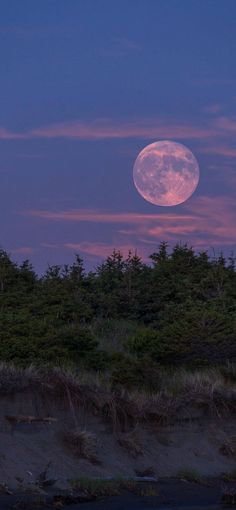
[26, 208, 196, 224]
[64, 241, 146, 260]
[0, 127, 26, 140]
[11, 246, 34, 255]
[147, 196, 236, 248]
[0, 115, 236, 161]
[29, 118, 218, 141]
[0, 118, 219, 141]
[99, 37, 142, 57]
[26, 195, 236, 255]
[214, 116, 236, 132]
[199, 145, 236, 157]
[203, 104, 222, 114]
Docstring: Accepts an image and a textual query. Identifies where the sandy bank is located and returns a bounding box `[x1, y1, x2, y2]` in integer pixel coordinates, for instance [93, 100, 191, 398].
[0, 366, 235, 489]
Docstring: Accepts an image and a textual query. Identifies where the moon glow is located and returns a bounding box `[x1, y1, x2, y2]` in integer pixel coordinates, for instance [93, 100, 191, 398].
[133, 140, 200, 206]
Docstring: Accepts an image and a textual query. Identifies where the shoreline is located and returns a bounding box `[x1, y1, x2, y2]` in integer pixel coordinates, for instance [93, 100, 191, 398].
[0, 478, 235, 509]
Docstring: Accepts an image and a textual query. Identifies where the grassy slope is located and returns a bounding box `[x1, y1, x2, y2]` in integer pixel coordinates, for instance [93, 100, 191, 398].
[1, 362, 236, 425]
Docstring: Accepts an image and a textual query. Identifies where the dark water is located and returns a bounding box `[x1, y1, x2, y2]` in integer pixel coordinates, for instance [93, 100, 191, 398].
[0, 479, 233, 510]
[0, 497, 224, 510]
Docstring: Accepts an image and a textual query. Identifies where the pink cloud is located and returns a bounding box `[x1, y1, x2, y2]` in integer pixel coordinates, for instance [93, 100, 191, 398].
[181, 196, 236, 245]
[203, 104, 222, 114]
[0, 127, 26, 140]
[0, 114, 235, 146]
[29, 119, 217, 141]
[199, 145, 236, 157]
[26, 208, 196, 224]
[214, 116, 236, 132]
[11, 246, 34, 255]
[26, 195, 236, 253]
[0, 118, 218, 141]
[64, 241, 147, 260]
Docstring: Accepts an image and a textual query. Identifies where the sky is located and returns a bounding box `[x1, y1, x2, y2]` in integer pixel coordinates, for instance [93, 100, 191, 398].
[1, 0, 236, 271]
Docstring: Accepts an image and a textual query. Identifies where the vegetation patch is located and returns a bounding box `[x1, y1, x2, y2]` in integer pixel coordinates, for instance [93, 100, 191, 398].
[222, 469, 236, 482]
[177, 468, 205, 484]
[0, 363, 235, 427]
[61, 428, 99, 463]
[135, 466, 155, 477]
[221, 487, 236, 506]
[117, 430, 144, 458]
[70, 477, 137, 497]
[219, 437, 236, 458]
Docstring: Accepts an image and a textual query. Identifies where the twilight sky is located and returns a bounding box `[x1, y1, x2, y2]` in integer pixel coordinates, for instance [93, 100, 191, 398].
[1, 0, 236, 271]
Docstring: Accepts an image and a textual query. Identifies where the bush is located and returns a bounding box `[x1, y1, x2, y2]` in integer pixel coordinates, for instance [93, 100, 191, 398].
[110, 352, 162, 391]
[128, 307, 236, 366]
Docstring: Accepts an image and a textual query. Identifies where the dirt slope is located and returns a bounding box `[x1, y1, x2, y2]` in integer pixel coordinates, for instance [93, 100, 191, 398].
[0, 386, 235, 489]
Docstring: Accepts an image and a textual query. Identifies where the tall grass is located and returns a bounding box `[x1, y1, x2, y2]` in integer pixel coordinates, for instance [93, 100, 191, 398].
[62, 428, 98, 463]
[92, 318, 138, 353]
[0, 362, 235, 428]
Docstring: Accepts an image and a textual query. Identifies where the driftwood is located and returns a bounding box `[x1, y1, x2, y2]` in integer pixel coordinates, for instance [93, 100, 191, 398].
[5, 414, 57, 424]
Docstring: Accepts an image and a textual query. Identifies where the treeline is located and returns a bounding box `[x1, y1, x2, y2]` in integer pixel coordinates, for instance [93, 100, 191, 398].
[0, 243, 236, 380]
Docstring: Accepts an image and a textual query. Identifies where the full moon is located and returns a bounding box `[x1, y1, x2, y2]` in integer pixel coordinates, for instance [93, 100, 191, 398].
[133, 140, 200, 206]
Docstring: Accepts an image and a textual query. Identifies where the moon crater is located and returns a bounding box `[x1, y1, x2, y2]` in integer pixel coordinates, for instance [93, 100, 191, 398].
[133, 140, 200, 206]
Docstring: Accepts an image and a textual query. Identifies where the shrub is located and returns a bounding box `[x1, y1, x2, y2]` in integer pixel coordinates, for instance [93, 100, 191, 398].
[128, 308, 236, 366]
[177, 468, 203, 483]
[62, 428, 98, 463]
[110, 353, 162, 391]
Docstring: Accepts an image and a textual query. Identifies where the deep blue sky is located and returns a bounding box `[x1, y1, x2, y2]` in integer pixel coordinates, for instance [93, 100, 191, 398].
[1, 0, 236, 271]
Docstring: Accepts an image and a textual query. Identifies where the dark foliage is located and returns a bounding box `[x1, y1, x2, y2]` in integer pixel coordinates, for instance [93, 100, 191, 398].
[0, 243, 235, 373]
